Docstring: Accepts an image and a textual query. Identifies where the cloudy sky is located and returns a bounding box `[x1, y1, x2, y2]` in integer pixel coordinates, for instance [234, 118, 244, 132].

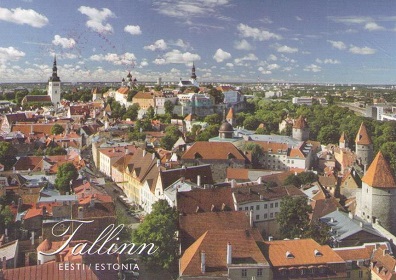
[1, 0, 396, 84]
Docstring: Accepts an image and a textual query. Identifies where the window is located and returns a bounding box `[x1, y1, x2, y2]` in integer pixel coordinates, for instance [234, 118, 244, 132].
[347, 271, 351, 278]
[275, 202, 279, 207]
[257, 268, 263, 277]
[359, 270, 363, 278]
[250, 206, 254, 210]
[239, 207, 242, 211]
[256, 205, 260, 210]
[245, 207, 248, 211]
[270, 203, 273, 208]
[256, 214, 260, 220]
[264, 214, 268, 219]
[241, 269, 247, 277]
[264, 204, 267, 209]
[270, 213, 274, 218]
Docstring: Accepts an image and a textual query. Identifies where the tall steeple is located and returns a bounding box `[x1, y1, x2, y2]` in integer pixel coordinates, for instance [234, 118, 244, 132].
[355, 122, 373, 166]
[48, 55, 61, 106]
[50, 56, 60, 82]
[191, 62, 197, 80]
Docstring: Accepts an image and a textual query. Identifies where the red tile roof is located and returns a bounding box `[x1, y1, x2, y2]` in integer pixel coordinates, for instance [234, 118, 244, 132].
[182, 142, 247, 161]
[3, 261, 100, 280]
[293, 115, 308, 129]
[355, 122, 372, 145]
[362, 152, 396, 188]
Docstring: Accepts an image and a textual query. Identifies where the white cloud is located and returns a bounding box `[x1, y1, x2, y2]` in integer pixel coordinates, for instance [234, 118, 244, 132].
[304, 64, 321, 72]
[234, 53, 258, 65]
[124, 25, 142, 35]
[52, 35, 76, 49]
[234, 39, 253, 50]
[0, 7, 48, 28]
[276, 45, 298, 53]
[364, 22, 385, 31]
[140, 60, 148, 67]
[226, 63, 234, 68]
[90, 52, 136, 65]
[268, 54, 277, 61]
[169, 39, 190, 50]
[327, 40, 346, 50]
[328, 16, 372, 25]
[315, 58, 340, 64]
[0, 47, 25, 63]
[258, 67, 272, 75]
[78, 6, 115, 34]
[349, 45, 376, 55]
[237, 23, 282, 41]
[213, 48, 231, 62]
[144, 39, 168, 51]
[295, 16, 303, 21]
[267, 63, 280, 70]
[153, 49, 200, 65]
[152, 0, 230, 20]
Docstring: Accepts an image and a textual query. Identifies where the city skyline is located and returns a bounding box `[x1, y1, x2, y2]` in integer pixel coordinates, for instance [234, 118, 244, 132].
[1, 0, 396, 84]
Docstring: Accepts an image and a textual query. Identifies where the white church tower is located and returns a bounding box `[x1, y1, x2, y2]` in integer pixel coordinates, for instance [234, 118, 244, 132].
[48, 56, 61, 107]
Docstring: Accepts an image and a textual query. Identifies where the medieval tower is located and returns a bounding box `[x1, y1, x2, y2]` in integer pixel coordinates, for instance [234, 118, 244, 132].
[47, 56, 61, 106]
[355, 122, 373, 167]
[292, 115, 309, 141]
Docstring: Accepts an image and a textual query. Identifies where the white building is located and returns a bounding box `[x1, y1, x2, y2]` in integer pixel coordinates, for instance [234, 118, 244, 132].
[292, 96, 313, 106]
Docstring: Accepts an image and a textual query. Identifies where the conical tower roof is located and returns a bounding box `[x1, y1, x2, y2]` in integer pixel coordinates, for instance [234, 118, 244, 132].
[293, 115, 308, 129]
[339, 131, 347, 143]
[355, 122, 372, 145]
[226, 107, 235, 119]
[362, 152, 396, 188]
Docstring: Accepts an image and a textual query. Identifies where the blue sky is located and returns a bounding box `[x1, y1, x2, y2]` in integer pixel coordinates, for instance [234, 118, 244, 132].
[1, 0, 396, 84]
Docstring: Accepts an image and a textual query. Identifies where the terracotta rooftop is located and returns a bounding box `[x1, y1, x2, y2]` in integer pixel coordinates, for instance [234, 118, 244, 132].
[180, 229, 268, 277]
[355, 122, 372, 145]
[160, 164, 213, 189]
[177, 187, 234, 215]
[233, 185, 305, 203]
[226, 168, 249, 181]
[293, 115, 308, 129]
[182, 142, 247, 161]
[226, 107, 235, 119]
[362, 152, 396, 188]
[334, 243, 389, 262]
[259, 238, 345, 267]
[372, 247, 396, 280]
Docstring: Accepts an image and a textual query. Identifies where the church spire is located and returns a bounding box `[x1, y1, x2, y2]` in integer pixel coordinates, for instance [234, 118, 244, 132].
[190, 62, 197, 80]
[50, 55, 60, 82]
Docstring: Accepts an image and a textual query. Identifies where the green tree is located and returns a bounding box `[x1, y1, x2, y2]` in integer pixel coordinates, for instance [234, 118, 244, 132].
[132, 200, 178, 269]
[208, 88, 224, 104]
[317, 125, 340, 145]
[164, 100, 175, 115]
[45, 146, 67, 156]
[277, 196, 312, 239]
[381, 142, 396, 174]
[204, 114, 222, 125]
[243, 142, 264, 168]
[0, 205, 14, 234]
[284, 172, 318, 187]
[55, 163, 79, 194]
[0, 142, 17, 170]
[243, 116, 260, 130]
[51, 124, 65, 135]
[146, 106, 155, 120]
[124, 103, 140, 120]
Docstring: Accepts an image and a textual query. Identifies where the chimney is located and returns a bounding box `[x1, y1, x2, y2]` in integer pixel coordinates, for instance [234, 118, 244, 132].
[360, 221, 364, 228]
[348, 212, 353, 219]
[226, 242, 232, 265]
[2, 256, 6, 270]
[201, 251, 206, 273]
[257, 176, 262, 185]
[230, 179, 236, 188]
[125, 147, 129, 155]
[249, 210, 254, 227]
[268, 236, 273, 241]
[17, 198, 22, 212]
[143, 149, 147, 157]
[31, 231, 35, 245]
[197, 175, 201, 187]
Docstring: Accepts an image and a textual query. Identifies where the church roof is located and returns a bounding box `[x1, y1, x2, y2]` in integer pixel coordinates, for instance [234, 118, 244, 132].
[355, 122, 372, 145]
[219, 121, 233, 132]
[362, 152, 396, 188]
[339, 131, 347, 143]
[226, 107, 235, 119]
[293, 115, 308, 129]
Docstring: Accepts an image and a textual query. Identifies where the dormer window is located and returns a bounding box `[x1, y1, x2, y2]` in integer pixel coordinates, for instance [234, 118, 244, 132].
[314, 249, 323, 257]
[286, 251, 294, 258]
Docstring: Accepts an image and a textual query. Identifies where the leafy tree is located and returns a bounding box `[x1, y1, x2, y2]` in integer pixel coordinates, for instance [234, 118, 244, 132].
[160, 135, 178, 151]
[0, 205, 14, 234]
[277, 196, 312, 239]
[135, 119, 152, 132]
[317, 125, 341, 145]
[381, 142, 396, 174]
[55, 163, 78, 194]
[204, 114, 222, 125]
[124, 103, 140, 120]
[0, 142, 17, 170]
[45, 146, 67, 156]
[164, 100, 175, 115]
[195, 124, 219, 141]
[243, 142, 264, 168]
[132, 200, 178, 269]
[146, 106, 155, 120]
[208, 88, 224, 104]
[51, 124, 65, 135]
[285, 172, 318, 187]
[243, 116, 260, 130]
